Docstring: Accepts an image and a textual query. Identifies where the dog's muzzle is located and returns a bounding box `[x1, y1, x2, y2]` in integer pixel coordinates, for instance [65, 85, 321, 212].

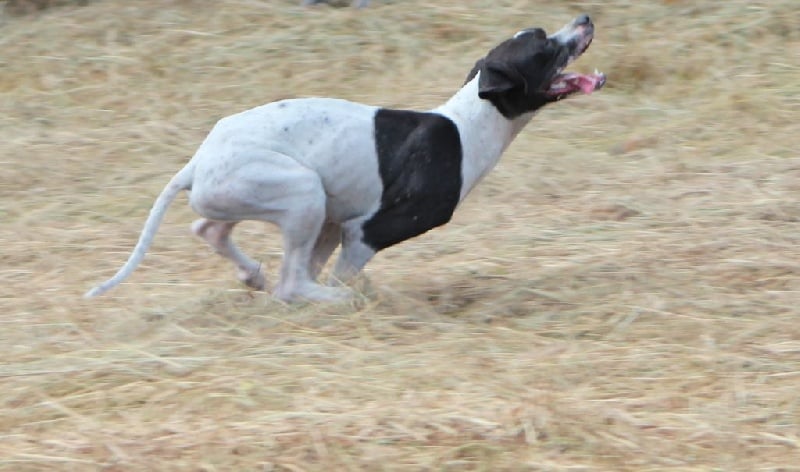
[546, 14, 606, 97]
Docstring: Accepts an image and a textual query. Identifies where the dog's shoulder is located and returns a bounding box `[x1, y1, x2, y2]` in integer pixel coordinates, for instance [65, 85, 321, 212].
[373, 108, 462, 157]
[361, 108, 463, 251]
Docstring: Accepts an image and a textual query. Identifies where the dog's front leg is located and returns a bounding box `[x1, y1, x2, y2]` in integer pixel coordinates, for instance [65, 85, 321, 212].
[309, 222, 342, 281]
[328, 220, 376, 285]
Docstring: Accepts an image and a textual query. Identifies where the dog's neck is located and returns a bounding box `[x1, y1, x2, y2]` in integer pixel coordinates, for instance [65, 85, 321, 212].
[434, 74, 534, 202]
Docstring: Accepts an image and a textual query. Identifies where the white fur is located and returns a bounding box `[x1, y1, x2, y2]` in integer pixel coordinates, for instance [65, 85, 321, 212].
[189, 99, 383, 225]
[434, 75, 534, 201]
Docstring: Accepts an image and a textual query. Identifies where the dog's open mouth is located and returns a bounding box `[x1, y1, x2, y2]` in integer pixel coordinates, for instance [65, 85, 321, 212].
[547, 70, 606, 96]
[546, 33, 606, 97]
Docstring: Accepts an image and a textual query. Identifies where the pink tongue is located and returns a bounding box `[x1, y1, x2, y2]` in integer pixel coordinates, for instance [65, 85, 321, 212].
[565, 73, 605, 94]
[578, 76, 597, 94]
[567, 75, 597, 94]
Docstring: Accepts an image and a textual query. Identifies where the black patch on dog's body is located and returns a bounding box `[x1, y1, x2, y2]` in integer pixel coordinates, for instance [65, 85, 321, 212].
[361, 109, 463, 251]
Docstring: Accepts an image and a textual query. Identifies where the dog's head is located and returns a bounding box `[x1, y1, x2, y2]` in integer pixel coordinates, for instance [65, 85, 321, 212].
[467, 14, 606, 119]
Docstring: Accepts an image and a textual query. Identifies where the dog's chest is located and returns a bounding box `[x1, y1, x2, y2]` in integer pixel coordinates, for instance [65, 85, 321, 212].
[361, 109, 463, 251]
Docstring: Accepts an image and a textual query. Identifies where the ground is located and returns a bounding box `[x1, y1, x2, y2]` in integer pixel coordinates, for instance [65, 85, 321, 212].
[1, 0, 799, 470]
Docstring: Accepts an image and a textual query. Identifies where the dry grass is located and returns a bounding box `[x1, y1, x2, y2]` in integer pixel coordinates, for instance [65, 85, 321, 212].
[2, 0, 800, 470]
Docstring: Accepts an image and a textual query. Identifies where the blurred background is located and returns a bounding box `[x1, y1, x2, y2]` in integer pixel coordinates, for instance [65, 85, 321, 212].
[1, 1, 799, 470]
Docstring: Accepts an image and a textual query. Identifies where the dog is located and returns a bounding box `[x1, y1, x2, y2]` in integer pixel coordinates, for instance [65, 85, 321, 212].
[85, 15, 606, 302]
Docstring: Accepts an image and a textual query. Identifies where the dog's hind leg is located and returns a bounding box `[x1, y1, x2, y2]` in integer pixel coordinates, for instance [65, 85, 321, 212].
[191, 152, 350, 302]
[191, 219, 266, 290]
[273, 176, 350, 302]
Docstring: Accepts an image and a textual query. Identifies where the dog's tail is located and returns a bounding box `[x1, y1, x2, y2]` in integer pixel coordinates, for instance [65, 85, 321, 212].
[84, 162, 195, 298]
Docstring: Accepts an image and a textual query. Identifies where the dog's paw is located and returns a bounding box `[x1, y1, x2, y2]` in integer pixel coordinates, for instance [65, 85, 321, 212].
[238, 268, 266, 291]
[274, 283, 352, 303]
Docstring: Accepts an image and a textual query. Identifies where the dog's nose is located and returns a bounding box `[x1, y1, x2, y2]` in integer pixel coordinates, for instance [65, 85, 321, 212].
[574, 14, 592, 26]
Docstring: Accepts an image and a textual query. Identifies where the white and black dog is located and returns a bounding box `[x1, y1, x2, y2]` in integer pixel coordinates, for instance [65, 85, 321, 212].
[86, 15, 606, 302]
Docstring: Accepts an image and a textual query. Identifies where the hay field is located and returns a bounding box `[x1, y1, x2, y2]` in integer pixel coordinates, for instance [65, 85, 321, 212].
[1, 0, 799, 469]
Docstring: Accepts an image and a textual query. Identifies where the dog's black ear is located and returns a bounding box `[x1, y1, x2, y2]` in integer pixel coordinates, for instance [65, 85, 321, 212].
[478, 61, 527, 99]
[464, 58, 483, 85]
